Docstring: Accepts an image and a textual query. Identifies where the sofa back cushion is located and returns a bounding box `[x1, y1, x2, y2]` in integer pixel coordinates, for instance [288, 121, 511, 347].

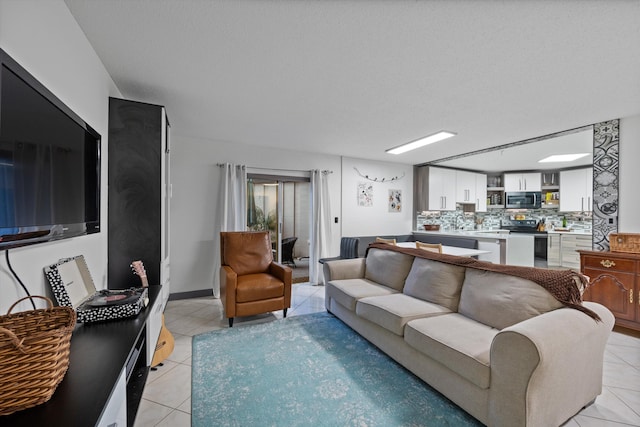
[403, 258, 466, 311]
[364, 248, 414, 291]
[459, 269, 564, 329]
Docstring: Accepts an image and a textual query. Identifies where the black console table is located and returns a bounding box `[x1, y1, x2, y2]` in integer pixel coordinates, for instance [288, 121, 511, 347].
[2, 286, 161, 427]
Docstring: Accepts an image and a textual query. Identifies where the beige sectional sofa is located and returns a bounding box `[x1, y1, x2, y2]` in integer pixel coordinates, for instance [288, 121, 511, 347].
[323, 245, 615, 427]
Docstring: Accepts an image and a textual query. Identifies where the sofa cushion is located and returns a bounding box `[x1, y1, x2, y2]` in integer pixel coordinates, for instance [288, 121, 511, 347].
[364, 248, 414, 291]
[356, 294, 451, 336]
[326, 278, 398, 311]
[405, 314, 499, 389]
[458, 269, 564, 330]
[403, 258, 466, 311]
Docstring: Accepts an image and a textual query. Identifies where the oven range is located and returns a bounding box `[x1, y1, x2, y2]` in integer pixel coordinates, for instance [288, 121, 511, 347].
[500, 219, 548, 261]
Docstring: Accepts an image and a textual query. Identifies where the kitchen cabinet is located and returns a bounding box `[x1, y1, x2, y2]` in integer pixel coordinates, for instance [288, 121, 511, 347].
[560, 167, 593, 212]
[426, 167, 457, 211]
[560, 234, 593, 269]
[478, 240, 502, 264]
[580, 250, 640, 331]
[456, 170, 487, 212]
[547, 233, 561, 267]
[504, 172, 541, 192]
[475, 173, 488, 212]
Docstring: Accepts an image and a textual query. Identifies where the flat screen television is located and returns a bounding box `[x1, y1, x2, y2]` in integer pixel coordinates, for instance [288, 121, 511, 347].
[0, 47, 101, 251]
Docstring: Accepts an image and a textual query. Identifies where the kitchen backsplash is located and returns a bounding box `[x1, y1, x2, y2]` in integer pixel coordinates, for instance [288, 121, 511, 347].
[417, 208, 593, 233]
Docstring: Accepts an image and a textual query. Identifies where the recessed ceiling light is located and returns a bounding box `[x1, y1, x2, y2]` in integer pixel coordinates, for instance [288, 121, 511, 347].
[386, 131, 456, 155]
[538, 153, 590, 163]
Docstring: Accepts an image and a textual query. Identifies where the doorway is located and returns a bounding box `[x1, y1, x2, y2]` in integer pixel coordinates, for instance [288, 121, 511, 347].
[246, 175, 310, 279]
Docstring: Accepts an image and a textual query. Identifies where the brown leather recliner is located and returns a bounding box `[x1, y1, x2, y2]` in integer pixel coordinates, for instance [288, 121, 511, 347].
[220, 231, 292, 327]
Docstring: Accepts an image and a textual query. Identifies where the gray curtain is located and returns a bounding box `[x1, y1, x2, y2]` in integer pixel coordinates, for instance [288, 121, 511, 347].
[309, 170, 332, 285]
[213, 163, 247, 297]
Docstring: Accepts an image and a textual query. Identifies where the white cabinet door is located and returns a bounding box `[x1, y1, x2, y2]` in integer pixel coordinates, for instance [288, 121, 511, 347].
[560, 234, 593, 269]
[478, 240, 501, 263]
[547, 234, 561, 267]
[475, 173, 487, 212]
[427, 167, 456, 210]
[504, 172, 541, 191]
[146, 293, 165, 364]
[456, 170, 476, 203]
[98, 368, 127, 427]
[560, 168, 592, 212]
[455, 171, 487, 211]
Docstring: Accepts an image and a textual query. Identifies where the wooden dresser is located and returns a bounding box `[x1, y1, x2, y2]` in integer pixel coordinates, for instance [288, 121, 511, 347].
[579, 250, 640, 331]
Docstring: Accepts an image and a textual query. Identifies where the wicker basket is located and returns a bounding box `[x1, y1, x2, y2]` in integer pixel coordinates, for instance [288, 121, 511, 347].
[609, 233, 640, 254]
[0, 296, 76, 416]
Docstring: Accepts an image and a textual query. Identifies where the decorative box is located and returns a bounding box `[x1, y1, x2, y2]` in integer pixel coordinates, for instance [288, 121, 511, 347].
[44, 255, 148, 323]
[609, 233, 640, 254]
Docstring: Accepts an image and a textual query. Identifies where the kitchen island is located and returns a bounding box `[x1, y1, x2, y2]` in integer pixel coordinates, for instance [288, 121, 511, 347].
[413, 230, 535, 266]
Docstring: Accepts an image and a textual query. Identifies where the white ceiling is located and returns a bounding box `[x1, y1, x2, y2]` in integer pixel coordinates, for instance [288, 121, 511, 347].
[436, 127, 594, 172]
[64, 0, 640, 167]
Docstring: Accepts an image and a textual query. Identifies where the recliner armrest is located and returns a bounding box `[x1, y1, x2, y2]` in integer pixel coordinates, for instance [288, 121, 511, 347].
[269, 262, 292, 283]
[220, 265, 238, 318]
[269, 262, 292, 307]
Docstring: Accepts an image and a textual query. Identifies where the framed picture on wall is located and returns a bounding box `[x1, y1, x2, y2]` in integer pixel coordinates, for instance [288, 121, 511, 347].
[358, 182, 373, 207]
[389, 189, 401, 212]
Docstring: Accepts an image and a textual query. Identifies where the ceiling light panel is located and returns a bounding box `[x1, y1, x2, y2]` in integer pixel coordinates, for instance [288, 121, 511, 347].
[538, 153, 590, 163]
[386, 131, 456, 155]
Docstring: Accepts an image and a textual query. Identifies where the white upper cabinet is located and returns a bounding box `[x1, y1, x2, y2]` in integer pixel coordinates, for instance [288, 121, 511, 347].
[456, 170, 487, 212]
[475, 173, 487, 212]
[560, 167, 593, 212]
[427, 167, 457, 210]
[456, 170, 476, 203]
[504, 172, 541, 192]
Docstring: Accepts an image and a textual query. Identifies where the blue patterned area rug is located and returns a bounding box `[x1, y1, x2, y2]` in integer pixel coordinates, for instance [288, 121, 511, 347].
[192, 312, 482, 427]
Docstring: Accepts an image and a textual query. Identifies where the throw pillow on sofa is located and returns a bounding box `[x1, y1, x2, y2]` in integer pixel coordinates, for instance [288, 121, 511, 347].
[403, 258, 466, 311]
[458, 268, 564, 330]
[364, 248, 414, 291]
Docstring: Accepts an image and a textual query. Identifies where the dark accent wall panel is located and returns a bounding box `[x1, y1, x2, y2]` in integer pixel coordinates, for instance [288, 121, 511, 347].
[592, 119, 619, 251]
[108, 97, 162, 289]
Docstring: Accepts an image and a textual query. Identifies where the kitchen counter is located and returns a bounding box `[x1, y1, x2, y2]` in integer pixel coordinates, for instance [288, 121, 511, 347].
[414, 230, 510, 240]
[413, 230, 534, 266]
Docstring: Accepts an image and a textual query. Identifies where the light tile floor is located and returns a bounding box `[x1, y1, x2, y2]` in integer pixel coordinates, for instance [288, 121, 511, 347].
[134, 283, 640, 427]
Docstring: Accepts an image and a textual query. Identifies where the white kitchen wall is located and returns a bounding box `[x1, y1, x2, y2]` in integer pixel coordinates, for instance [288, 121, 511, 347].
[341, 157, 414, 236]
[619, 114, 640, 233]
[0, 0, 121, 313]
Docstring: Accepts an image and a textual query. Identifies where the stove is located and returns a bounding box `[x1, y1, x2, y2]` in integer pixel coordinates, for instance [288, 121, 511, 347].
[500, 219, 546, 234]
[501, 219, 548, 260]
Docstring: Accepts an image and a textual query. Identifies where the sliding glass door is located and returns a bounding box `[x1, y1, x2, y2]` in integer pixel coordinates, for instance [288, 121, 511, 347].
[247, 175, 310, 265]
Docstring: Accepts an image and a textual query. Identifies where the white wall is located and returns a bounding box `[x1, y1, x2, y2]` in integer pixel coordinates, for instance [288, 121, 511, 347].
[341, 157, 414, 236]
[170, 135, 343, 294]
[0, 0, 121, 313]
[619, 114, 640, 232]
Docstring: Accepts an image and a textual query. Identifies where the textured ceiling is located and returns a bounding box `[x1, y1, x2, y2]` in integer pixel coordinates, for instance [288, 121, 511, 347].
[64, 0, 640, 168]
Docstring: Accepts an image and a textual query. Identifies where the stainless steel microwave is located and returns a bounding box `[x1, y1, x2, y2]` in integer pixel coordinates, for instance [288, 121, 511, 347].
[505, 191, 542, 209]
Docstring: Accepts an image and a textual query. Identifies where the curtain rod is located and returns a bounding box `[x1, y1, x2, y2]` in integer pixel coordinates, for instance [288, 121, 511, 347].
[216, 163, 333, 174]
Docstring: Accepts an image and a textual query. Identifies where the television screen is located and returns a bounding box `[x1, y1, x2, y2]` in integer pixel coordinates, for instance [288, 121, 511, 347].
[0, 48, 101, 250]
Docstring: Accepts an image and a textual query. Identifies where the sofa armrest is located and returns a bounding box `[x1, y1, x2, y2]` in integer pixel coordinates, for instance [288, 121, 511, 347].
[322, 258, 366, 283]
[489, 302, 614, 427]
